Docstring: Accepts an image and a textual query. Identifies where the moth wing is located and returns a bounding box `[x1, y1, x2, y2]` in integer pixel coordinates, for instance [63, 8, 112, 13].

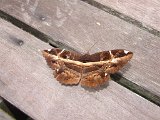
[55, 66, 81, 85]
[104, 49, 133, 74]
[42, 49, 81, 85]
[42, 50, 61, 70]
[80, 70, 110, 88]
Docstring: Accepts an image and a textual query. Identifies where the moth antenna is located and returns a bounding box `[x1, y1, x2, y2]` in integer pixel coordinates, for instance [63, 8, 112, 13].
[57, 49, 65, 56]
[86, 41, 99, 54]
[109, 50, 114, 59]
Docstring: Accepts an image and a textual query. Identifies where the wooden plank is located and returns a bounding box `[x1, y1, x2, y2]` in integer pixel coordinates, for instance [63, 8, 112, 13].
[0, 109, 14, 120]
[0, 18, 160, 120]
[86, 0, 160, 32]
[0, 0, 160, 96]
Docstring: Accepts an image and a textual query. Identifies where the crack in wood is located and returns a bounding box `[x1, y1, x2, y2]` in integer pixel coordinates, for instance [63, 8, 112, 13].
[8, 35, 24, 46]
[81, 0, 160, 38]
[111, 74, 160, 107]
[0, 10, 77, 52]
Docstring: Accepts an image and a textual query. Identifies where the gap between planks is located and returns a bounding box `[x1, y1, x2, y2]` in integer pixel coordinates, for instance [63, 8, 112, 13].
[81, 0, 160, 38]
[0, 10, 160, 107]
[0, 10, 76, 52]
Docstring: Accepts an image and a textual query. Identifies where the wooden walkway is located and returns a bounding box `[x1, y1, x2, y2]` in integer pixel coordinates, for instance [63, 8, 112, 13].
[0, 0, 160, 120]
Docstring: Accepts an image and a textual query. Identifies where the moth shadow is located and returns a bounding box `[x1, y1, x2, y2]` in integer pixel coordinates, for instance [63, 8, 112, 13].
[81, 82, 109, 92]
[110, 63, 132, 82]
[62, 84, 79, 87]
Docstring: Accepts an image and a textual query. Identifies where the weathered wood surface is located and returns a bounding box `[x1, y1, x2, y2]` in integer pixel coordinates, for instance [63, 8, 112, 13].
[1, 18, 160, 120]
[0, 109, 14, 120]
[92, 0, 160, 31]
[0, 0, 160, 96]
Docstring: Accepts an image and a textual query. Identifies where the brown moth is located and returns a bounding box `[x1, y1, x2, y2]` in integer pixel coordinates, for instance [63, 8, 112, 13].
[42, 48, 133, 88]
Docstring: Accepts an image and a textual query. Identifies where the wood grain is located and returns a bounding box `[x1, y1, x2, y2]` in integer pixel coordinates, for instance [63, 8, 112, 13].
[91, 0, 160, 31]
[0, 0, 160, 96]
[0, 18, 160, 120]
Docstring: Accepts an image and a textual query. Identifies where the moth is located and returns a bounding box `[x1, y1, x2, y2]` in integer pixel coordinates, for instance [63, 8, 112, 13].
[42, 48, 133, 88]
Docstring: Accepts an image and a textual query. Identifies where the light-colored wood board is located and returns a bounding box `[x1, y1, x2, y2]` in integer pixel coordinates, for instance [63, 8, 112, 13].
[0, 18, 160, 120]
[92, 0, 160, 31]
[0, 0, 160, 96]
[0, 109, 14, 120]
